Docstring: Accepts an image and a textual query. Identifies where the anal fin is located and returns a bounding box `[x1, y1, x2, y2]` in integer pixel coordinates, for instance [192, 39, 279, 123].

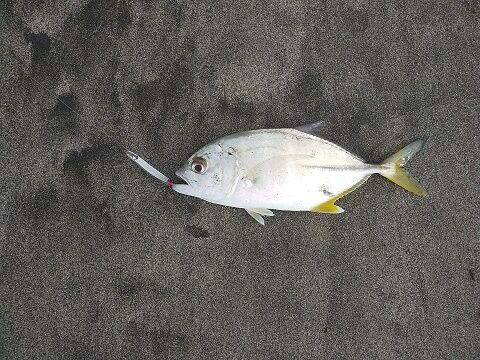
[311, 201, 344, 214]
[311, 176, 370, 214]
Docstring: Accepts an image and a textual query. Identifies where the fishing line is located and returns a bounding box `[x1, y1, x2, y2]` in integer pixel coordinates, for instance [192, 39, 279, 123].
[7, 25, 177, 188]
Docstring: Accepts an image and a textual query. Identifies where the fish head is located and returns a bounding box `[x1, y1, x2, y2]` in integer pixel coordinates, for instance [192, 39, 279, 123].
[173, 143, 239, 202]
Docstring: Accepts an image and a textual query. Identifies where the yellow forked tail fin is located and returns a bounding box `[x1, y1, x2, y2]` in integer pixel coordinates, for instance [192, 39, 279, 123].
[380, 139, 427, 196]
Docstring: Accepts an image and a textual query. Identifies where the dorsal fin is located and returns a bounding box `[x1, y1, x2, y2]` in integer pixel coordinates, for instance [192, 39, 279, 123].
[294, 121, 325, 136]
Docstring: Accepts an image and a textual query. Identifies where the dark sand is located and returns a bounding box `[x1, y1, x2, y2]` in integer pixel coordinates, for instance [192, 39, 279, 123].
[1, 1, 479, 359]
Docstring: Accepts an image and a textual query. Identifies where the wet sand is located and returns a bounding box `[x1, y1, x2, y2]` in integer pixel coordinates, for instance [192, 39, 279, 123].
[1, 1, 479, 359]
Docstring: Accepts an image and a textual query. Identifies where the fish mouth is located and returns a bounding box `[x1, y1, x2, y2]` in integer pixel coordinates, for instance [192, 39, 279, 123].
[174, 171, 191, 186]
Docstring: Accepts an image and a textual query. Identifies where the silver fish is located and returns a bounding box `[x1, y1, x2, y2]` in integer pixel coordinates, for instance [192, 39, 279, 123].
[128, 123, 426, 225]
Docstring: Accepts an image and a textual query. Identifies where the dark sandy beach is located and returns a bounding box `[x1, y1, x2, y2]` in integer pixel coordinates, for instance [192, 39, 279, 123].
[1, 0, 479, 359]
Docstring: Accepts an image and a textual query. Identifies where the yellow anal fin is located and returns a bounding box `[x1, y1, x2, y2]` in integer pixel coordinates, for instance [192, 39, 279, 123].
[311, 201, 344, 214]
[311, 176, 370, 214]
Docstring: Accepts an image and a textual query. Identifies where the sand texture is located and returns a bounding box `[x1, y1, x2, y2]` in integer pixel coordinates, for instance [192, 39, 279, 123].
[1, 0, 479, 359]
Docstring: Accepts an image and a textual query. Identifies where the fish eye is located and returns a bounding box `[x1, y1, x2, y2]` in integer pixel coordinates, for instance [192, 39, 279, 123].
[191, 157, 207, 174]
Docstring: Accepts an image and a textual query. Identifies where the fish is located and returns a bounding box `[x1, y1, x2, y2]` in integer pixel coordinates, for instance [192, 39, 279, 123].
[128, 122, 427, 225]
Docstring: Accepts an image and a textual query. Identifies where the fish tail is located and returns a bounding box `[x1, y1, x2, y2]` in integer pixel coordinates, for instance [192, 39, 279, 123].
[378, 139, 427, 196]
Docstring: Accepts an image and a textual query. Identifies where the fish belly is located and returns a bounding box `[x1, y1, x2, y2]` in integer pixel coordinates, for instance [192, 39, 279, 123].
[219, 128, 373, 211]
[245, 166, 371, 211]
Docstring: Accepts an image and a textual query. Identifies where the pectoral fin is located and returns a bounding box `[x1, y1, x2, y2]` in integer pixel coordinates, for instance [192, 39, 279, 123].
[245, 209, 265, 225]
[246, 154, 313, 182]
